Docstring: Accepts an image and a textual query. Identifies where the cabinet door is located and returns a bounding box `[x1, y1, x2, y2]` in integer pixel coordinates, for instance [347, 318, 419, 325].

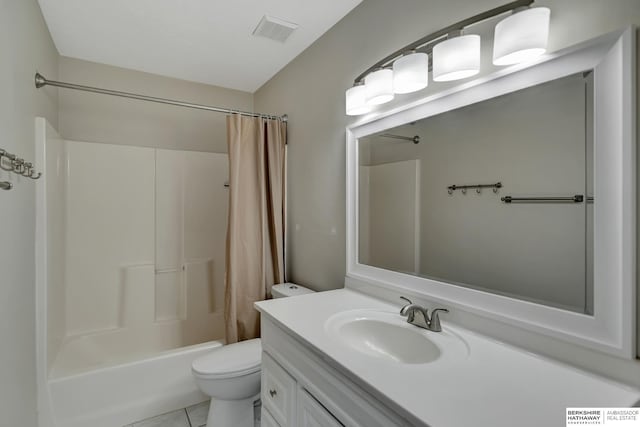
[262, 407, 281, 427]
[297, 388, 343, 427]
[262, 352, 297, 426]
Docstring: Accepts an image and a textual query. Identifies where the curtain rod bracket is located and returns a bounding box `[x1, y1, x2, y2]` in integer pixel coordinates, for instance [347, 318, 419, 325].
[35, 72, 46, 89]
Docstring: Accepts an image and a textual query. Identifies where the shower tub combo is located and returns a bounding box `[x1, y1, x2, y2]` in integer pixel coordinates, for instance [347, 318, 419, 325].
[35, 117, 228, 427]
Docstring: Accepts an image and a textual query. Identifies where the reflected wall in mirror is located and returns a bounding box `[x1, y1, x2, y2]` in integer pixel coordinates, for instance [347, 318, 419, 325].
[358, 72, 594, 314]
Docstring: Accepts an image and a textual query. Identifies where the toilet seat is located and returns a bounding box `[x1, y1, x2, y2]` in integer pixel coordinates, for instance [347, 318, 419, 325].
[192, 338, 262, 380]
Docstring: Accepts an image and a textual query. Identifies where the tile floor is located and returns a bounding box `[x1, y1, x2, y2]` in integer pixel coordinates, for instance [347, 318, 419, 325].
[124, 399, 261, 427]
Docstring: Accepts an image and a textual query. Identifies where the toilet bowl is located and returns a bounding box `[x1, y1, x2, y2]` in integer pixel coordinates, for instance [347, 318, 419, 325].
[192, 338, 262, 427]
[192, 283, 314, 427]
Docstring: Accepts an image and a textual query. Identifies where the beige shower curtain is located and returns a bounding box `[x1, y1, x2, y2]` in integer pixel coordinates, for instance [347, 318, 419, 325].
[224, 114, 286, 344]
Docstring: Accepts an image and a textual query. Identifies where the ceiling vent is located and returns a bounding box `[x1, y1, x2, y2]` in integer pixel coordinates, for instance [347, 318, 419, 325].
[252, 15, 298, 43]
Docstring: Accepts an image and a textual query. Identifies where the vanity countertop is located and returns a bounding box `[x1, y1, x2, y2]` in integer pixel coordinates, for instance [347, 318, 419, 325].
[255, 288, 640, 427]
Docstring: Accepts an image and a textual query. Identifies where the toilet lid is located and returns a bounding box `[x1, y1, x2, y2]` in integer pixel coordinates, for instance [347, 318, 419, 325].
[192, 338, 262, 379]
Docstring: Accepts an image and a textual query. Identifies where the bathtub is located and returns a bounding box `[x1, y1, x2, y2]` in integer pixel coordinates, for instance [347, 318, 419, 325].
[45, 340, 222, 427]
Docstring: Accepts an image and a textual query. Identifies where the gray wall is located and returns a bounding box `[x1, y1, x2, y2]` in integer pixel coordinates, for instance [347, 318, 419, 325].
[58, 56, 254, 153]
[0, 0, 59, 425]
[254, 0, 640, 385]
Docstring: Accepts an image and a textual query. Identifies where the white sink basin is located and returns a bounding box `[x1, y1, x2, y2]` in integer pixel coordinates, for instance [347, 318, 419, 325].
[325, 309, 469, 365]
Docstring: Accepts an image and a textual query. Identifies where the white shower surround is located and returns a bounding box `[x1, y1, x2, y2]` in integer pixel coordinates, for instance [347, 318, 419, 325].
[35, 117, 228, 426]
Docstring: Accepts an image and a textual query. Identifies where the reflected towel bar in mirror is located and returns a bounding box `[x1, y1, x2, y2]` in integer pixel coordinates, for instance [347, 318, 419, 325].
[501, 195, 585, 203]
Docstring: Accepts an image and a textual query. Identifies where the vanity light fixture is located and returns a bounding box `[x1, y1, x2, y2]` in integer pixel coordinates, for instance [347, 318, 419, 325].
[493, 7, 551, 65]
[365, 68, 394, 105]
[345, 83, 372, 116]
[432, 33, 481, 82]
[345, 0, 550, 115]
[393, 51, 429, 94]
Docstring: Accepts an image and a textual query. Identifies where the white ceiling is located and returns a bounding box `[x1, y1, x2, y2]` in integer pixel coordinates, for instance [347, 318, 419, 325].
[38, 0, 361, 92]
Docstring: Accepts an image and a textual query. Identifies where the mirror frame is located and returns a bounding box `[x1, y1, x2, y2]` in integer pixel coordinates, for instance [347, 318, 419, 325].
[346, 28, 636, 358]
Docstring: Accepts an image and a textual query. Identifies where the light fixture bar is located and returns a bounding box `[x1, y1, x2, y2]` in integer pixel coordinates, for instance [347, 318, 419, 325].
[353, 0, 533, 84]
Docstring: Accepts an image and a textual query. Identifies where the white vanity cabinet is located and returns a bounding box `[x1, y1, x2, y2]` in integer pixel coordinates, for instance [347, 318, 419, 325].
[260, 317, 412, 427]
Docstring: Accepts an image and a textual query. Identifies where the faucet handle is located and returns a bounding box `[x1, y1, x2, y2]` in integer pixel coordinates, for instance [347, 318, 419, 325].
[429, 308, 449, 332]
[399, 296, 413, 315]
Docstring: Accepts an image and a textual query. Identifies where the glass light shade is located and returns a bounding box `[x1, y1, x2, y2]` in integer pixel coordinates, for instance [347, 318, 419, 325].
[432, 35, 481, 82]
[365, 69, 394, 105]
[393, 52, 429, 94]
[493, 7, 550, 66]
[345, 85, 372, 116]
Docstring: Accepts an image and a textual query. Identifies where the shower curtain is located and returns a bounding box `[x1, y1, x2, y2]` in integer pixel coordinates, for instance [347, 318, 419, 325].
[224, 114, 286, 343]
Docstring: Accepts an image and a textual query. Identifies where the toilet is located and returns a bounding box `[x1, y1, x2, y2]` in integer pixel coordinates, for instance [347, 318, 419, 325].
[192, 283, 315, 427]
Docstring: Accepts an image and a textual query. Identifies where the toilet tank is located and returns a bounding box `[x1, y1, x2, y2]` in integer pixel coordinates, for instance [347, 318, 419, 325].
[271, 282, 314, 299]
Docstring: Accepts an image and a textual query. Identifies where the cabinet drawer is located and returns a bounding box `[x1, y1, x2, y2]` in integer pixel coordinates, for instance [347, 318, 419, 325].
[261, 407, 281, 427]
[262, 352, 296, 426]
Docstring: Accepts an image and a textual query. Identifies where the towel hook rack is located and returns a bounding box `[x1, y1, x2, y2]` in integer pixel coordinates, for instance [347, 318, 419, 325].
[448, 182, 502, 195]
[0, 148, 42, 191]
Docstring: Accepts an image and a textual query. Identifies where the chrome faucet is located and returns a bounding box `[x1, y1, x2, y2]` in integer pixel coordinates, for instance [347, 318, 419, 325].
[399, 297, 449, 332]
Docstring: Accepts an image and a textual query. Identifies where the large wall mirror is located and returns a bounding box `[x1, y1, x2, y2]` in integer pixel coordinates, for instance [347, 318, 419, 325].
[358, 71, 594, 315]
[346, 28, 635, 358]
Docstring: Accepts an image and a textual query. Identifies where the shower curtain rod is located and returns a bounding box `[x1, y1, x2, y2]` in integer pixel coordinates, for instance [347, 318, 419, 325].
[380, 133, 420, 144]
[34, 72, 288, 122]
